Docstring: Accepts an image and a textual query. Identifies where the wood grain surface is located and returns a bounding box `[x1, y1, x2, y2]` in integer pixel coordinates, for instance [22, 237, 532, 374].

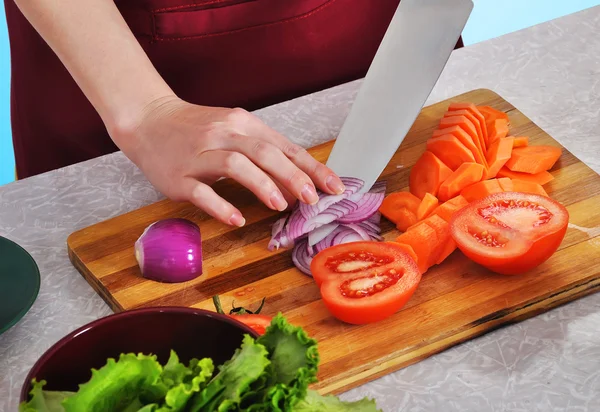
[67, 89, 600, 395]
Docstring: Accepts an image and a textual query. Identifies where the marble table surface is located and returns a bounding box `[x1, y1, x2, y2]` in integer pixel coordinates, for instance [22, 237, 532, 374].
[2, 5, 600, 412]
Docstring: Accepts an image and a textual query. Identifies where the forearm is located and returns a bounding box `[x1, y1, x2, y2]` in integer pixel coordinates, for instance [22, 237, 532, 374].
[14, 0, 175, 147]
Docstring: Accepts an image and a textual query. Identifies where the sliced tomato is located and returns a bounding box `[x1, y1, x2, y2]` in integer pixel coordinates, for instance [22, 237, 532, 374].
[310, 241, 422, 324]
[450, 192, 569, 275]
[229, 314, 272, 335]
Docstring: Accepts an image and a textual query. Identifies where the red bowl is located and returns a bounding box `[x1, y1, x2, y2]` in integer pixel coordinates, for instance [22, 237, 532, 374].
[20, 307, 259, 403]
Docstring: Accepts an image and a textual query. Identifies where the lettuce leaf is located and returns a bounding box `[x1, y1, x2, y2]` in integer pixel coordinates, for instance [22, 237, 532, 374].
[156, 357, 214, 411]
[291, 390, 382, 412]
[187, 334, 270, 412]
[61, 353, 164, 412]
[19, 380, 74, 412]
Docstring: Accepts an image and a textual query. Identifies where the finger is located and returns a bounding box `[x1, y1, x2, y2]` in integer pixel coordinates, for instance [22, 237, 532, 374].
[192, 150, 289, 212]
[271, 176, 297, 211]
[219, 135, 321, 205]
[244, 118, 346, 195]
[180, 178, 246, 227]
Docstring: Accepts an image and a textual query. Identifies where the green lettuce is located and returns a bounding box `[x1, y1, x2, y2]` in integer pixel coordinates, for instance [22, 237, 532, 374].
[19, 380, 74, 412]
[291, 390, 382, 412]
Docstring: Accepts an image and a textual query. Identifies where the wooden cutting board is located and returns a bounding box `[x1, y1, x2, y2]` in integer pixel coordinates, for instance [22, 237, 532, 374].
[67, 89, 600, 395]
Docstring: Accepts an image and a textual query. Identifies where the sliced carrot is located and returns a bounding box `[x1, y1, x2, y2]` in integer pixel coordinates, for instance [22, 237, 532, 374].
[379, 191, 420, 223]
[426, 134, 476, 170]
[395, 208, 419, 232]
[512, 136, 529, 148]
[422, 214, 451, 264]
[505, 145, 562, 174]
[436, 238, 457, 265]
[395, 223, 439, 274]
[460, 179, 504, 202]
[394, 242, 419, 266]
[437, 162, 485, 202]
[416, 193, 439, 221]
[444, 110, 487, 154]
[497, 167, 554, 185]
[439, 116, 487, 168]
[487, 119, 509, 145]
[497, 177, 514, 192]
[430, 195, 469, 222]
[477, 105, 509, 122]
[432, 126, 485, 166]
[511, 179, 549, 197]
[409, 151, 453, 199]
[448, 102, 489, 147]
[486, 136, 514, 178]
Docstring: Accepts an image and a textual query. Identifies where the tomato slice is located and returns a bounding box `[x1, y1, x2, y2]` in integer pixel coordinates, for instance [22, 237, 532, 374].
[229, 314, 272, 335]
[311, 242, 422, 324]
[450, 192, 569, 275]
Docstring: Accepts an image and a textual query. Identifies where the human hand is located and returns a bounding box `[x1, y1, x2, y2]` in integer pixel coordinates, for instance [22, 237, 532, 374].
[116, 96, 345, 227]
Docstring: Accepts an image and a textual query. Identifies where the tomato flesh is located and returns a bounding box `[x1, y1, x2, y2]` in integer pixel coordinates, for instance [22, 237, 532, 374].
[450, 192, 568, 275]
[229, 314, 271, 335]
[311, 241, 422, 325]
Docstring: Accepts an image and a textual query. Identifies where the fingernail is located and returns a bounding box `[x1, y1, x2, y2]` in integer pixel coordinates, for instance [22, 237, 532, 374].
[326, 175, 346, 194]
[270, 191, 288, 211]
[301, 184, 319, 205]
[229, 212, 246, 227]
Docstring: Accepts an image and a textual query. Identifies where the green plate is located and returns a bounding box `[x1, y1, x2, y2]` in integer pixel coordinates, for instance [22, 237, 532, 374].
[0, 236, 40, 334]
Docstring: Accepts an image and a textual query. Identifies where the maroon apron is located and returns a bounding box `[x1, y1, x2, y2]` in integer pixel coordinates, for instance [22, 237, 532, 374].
[4, 0, 462, 179]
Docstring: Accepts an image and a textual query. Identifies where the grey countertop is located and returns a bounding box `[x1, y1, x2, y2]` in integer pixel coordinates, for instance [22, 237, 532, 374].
[2, 6, 600, 412]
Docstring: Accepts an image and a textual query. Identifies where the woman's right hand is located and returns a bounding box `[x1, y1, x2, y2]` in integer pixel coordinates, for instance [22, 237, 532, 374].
[116, 96, 346, 227]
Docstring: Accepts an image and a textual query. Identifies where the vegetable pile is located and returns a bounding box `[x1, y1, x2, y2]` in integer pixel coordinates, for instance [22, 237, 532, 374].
[20, 315, 381, 412]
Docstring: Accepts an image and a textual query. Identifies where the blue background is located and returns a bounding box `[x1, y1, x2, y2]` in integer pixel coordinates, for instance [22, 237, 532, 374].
[0, 0, 598, 186]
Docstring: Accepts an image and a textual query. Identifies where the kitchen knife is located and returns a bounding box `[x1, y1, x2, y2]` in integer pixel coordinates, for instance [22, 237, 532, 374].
[326, 0, 473, 192]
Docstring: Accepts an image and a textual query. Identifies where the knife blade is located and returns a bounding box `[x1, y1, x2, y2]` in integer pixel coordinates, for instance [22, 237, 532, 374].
[326, 0, 473, 192]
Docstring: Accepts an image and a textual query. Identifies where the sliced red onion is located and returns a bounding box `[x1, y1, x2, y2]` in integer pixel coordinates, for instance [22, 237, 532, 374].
[267, 215, 289, 251]
[308, 223, 339, 246]
[298, 177, 365, 220]
[337, 192, 384, 223]
[343, 223, 373, 241]
[134, 218, 203, 283]
[292, 238, 313, 276]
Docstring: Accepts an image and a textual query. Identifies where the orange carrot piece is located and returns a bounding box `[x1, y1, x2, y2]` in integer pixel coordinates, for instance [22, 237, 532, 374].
[497, 167, 554, 185]
[460, 179, 504, 202]
[395, 209, 419, 232]
[422, 214, 451, 264]
[394, 242, 419, 265]
[379, 191, 421, 224]
[426, 135, 476, 171]
[511, 179, 548, 196]
[436, 238, 457, 265]
[395, 223, 439, 274]
[512, 136, 529, 148]
[439, 116, 487, 168]
[409, 151, 453, 199]
[497, 177, 514, 192]
[505, 145, 562, 174]
[477, 105, 509, 122]
[486, 136, 515, 178]
[437, 162, 485, 202]
[430, 195, 469, 222]
[444, 110, 487, 154]
[487, 119, 509, 145]
[417, 192, 439, 221]
[448, 102, 489, 147]
[432, 126, 485, 166]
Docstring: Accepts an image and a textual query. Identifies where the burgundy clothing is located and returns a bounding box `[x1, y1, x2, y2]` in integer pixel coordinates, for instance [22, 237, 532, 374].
[4, 0, 463, 179]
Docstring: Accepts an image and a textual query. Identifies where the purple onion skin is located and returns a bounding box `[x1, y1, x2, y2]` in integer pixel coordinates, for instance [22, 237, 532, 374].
[134, 218, 203, 283]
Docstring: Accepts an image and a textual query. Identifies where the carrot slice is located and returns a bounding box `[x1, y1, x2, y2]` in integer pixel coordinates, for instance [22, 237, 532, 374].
[497, 167, 554, 185]
[448, 102, 489, 147]
[430, 195, 469, 222]
[437, 162, 485, 202]
[486, 136, 514, 178]
[439, 116, 487, 168]
[379, 191, 420, 224]
[416, 193, 439, 221]
[511, 179, 549, 196]
[409, 151, 453, 199]
[460, 179, 504, 202]
[436, 238, 457, 265]
[477, 105, 509, 122]
[487, 119, 509, 145]
[444, 110, 487, 154]
[432, 126, 485, 166]
[426, 135, 476, 170]
[497, 177, 514, 192]
[512, 136, 529, 148]
[394, 243, 419, 266]
[395, 223, 439, 274]
[423, 214, 451, 263]
[505, 145, 562, 174]
[395, 209, 419, 232]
